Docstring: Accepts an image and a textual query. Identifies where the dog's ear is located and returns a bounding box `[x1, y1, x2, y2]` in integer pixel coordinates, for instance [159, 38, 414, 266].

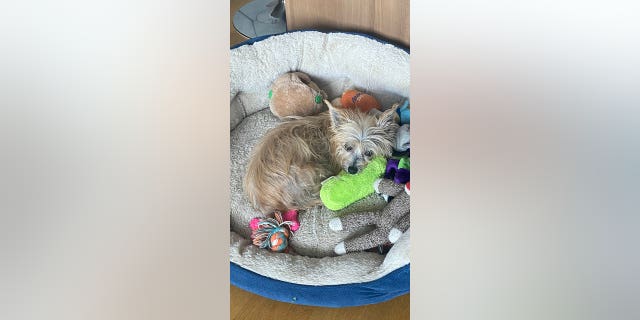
[325, 99, 346, 127]
[377, 103, 400, 127]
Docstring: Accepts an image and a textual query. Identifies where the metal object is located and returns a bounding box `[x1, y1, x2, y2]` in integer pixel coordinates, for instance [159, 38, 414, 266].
[233, 0, 286, 38]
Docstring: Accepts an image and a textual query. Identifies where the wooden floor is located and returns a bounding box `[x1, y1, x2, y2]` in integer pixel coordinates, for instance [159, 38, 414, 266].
[231, 286, 410, 320]
[229, 1, 409, 319]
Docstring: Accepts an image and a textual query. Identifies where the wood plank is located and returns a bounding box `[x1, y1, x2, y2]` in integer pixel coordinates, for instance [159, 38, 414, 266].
[285, 0, 409, 47]
[230, 285, 409, 320]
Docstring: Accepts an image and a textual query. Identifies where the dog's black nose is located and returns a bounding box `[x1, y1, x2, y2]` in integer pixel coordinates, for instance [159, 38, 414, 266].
[347, 166, 358, 174]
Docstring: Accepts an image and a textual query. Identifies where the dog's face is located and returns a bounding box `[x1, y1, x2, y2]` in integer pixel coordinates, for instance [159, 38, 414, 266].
[326, 101, 399, 174]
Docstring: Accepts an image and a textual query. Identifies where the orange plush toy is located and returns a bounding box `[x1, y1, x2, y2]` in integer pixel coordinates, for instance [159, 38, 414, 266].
[339, 89, 382, 113]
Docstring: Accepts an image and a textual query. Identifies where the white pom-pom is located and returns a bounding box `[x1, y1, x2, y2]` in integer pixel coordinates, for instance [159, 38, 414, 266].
[388, 228, 403, 243]
[334, 242, 346, 255]
[328, 218, 343, 231]
[373, 178, 383, 193]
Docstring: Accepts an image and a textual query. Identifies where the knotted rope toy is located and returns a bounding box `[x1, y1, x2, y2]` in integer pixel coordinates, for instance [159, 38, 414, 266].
[249, 210, 299, 252]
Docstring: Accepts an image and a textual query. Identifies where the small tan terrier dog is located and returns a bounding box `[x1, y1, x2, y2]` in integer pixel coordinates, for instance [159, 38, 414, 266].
[244, 100, 399, 213]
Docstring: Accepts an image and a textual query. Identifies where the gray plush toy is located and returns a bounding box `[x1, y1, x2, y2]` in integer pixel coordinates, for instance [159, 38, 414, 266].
[329, 178, 410, 255]
[394, 124, 410, 152]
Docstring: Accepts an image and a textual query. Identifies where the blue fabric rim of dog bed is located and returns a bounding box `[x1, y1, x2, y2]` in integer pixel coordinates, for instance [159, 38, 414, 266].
[231, 262, 410, 308]
[230, 29, 410, 53]
[230, 31, 410, 308]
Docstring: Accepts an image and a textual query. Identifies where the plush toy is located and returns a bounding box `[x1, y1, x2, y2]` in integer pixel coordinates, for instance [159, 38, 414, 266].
[385, 157, 410, 185]
[268, 72, 328, 119]
[249, 210, 299, 252]
[329, 178, 410, 255]
[319, 157, 387, 211]
[339, 89, 382, 113]
[394, 124, 410, 153]
[396, 99, 410, 124]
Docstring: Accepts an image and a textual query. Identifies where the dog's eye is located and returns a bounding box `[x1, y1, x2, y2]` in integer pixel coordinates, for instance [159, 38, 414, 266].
[344, 145, 353, 152]
[364, 150, 373, 157]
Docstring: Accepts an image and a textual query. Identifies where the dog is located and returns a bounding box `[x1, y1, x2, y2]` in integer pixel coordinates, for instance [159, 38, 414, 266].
[244, 100, 399, 214]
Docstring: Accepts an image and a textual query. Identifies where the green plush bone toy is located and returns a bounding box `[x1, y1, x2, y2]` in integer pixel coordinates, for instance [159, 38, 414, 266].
[320, 157, 387, 211]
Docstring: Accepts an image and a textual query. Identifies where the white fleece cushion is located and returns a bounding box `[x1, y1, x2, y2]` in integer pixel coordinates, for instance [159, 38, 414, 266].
[230, 31, 410, 286]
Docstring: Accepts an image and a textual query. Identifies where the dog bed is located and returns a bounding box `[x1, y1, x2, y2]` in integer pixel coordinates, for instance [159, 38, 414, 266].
[230, 31, 410, 307]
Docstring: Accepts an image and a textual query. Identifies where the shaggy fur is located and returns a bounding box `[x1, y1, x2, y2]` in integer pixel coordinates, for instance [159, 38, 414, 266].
[244, 101, 399, 214]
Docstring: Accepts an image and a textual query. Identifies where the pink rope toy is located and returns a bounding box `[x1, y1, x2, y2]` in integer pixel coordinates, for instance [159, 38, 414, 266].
[249, 210, 300, 252]
[250, 209, 299, 232]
